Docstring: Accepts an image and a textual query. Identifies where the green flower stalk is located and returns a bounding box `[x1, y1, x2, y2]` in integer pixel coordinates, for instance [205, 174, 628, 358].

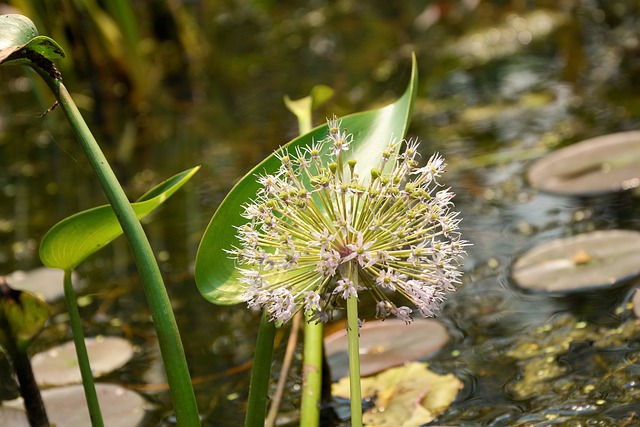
[228, 116, 467, 324]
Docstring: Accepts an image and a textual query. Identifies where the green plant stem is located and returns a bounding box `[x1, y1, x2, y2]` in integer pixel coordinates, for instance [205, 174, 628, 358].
[300, 312, 323, 426]
[63, 270, 104, 427]
[245, 311, 276, 427]
[31, 67, 201, 427]
[288, 99, 325, 426]
[346, 267, 362, 427]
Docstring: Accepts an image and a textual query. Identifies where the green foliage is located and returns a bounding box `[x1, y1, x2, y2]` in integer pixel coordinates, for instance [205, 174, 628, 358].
[0, 14, 64, 67]
[39, 167, 200, 271]
[0, 280, 51, 352]
[195, 55, 418, 305]
[284, 84, 336, 134]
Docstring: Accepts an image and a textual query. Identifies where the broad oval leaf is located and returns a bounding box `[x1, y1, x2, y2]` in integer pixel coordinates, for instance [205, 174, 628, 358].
[325, 319, 450, 381]
[195, 55, 418, 305]
[0, 14, 64, 65]
[7, 267, 78, 302]
[4, 383, 146, 427]
[527, 131, 640, 196]
[0, 407, 28, 427]
[32, 337, 134, 386]
[39, 166, 199, 270]
[510, 229, 640, 293]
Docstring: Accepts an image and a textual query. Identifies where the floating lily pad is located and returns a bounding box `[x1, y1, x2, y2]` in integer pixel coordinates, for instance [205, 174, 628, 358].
[31, 337, 134, 386]
[527, 131, 640, 196]
[332, 362, 462, 427]
[0, 406, 29, 426]
[511, 230, 640, 293]
[6, 267, 78, 302]
[4, 383, 146, 427]
[324, 319, 450, 381]
[632, 288, 640, 318]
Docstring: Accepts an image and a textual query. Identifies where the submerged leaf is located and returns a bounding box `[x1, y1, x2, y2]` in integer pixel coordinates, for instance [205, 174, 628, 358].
[196, 55, 418, 305]
[333, 362, 462, 427]
[39, 166, 199, 270]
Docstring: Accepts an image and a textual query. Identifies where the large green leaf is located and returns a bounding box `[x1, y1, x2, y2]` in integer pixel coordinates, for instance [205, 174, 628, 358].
[195, 55, 419, 305]
[39, 167, 200, 271]
[0, 14, 64, 66]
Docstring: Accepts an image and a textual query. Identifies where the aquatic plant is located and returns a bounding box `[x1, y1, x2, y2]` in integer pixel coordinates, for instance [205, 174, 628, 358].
[192, 49, 421, 427]
[229, 117, 466, 325]
[0, 11, 467, 427]
[192, 50, 468, 425]
[224, 116, 466, 426]
[0, 14, 200, 426]
[0, 277, 50, 426]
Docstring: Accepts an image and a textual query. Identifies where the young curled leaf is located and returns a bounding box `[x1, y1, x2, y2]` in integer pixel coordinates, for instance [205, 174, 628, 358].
[0, 277, 51, 352]
[0, 14, 64, 77]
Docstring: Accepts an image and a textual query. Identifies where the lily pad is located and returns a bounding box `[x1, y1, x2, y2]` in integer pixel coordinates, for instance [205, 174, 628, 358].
[632, 288, 640, 318]
[31, 337, 134, 386]
[332, 362, 462, 427]
[0, 406, 29, 427]
[511, 230, 640, 293]
[6, 267, 79, 302]
[4, 383, 146, 427]
[527, 131, 640, 196]
[324, 319, 450, 381]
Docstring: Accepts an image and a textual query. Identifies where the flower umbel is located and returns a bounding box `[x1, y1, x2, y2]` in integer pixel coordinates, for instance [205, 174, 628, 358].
[228, 116, 467, 324]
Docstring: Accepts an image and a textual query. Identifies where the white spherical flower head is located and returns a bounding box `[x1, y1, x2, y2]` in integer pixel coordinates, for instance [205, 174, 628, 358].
[227, 116, 468, 324]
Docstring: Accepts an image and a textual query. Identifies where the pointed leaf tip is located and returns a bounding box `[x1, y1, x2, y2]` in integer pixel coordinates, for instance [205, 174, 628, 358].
[195, 55, 419, 305]
[39, 167, 199, 271]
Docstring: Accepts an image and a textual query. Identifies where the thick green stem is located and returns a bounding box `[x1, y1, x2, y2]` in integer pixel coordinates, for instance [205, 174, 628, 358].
[31, 67, 201, 426]
[346, 269, 362, 427]
[63, 270, 104, 427]
[300, 312, 323, 426]
[245, 311, 276, 427]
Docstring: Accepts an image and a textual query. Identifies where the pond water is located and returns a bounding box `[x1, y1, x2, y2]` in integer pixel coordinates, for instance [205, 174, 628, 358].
[1, 2, 640, 426]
